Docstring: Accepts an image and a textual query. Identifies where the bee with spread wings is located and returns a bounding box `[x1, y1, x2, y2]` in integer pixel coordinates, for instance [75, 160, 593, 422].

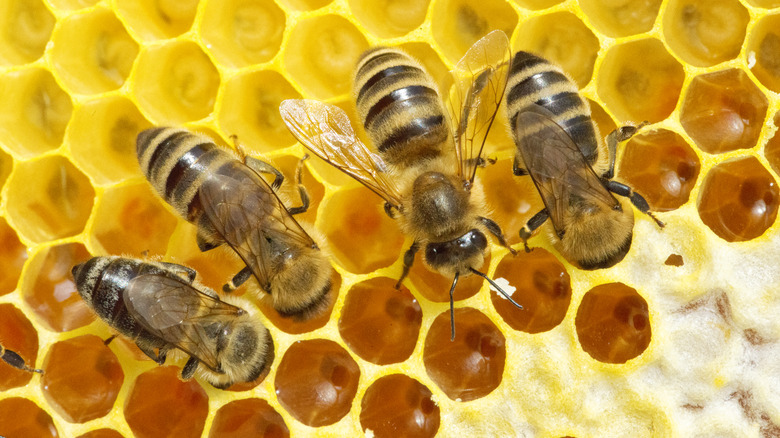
[281, 30, 522, 340]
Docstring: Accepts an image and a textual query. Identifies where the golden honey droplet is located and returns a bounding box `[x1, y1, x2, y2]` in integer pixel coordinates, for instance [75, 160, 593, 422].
[209, 398, 289, 438]
[360, 374, 441, 438]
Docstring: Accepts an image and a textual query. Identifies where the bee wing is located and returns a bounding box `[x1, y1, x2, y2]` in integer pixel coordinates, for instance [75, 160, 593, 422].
[124, 274, 243, 371]
[447, 30, 512, 183]
[514, 106, 620, 235]
[280, 99, 404, 209]
[199, 168, 316, 290]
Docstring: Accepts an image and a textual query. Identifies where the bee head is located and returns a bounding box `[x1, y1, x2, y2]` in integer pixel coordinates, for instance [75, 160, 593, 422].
[424, 229, 487, 275]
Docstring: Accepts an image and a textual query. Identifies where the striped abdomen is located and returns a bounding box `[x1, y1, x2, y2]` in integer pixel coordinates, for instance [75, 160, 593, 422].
[506, 51, 600, 165]
[353, 48, 449, 167]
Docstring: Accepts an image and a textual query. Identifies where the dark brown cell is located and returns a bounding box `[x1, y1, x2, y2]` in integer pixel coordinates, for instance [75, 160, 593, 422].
[665, 254, 684, 266]
[338, 277, 422, 365]
[680, 69, 769, 154]
[618, 129, 701, 211]
[764, 112, 780, 175]
[492, 249, 571, 334]
[698, 156, 779, 242]
[124, 366, 209, 438]
[209, 398, 289, 438]
[76, 429, 125, 438]
[0, 303, 40, 390]
[258, 271, 341, 335]
[23, 242, 93, 332]
[410, 253, 491, 303]
[0, 397, 58, 438]
[0, 217, 27, 296]
[423, 307, 506, 401]
[274, 339, 360, 427]
[360, 374, 440, 438]
[575, 283, 652, 364]
[41, 334, 124, 423]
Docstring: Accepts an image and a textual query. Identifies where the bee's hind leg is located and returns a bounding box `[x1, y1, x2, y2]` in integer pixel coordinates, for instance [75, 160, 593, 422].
[603, 122, 648, 179]
[244, 156, 285, 191]
[518, 209, 550, 252]
[286, 154, 311, 216]
[478, 217, 516, 255]
[223, 266, 253, 293]
[604, 180, 665, 228]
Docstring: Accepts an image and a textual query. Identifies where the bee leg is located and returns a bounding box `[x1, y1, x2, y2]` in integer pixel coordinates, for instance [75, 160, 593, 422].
[604, 180, 665, 228]
[519, 209, 550, 252]
[1, 347, 43, 374]
[384, 202, 398, 219]
[138, 344, 168, 365]
[604, 122, 648, 179]
[478, 216, 517, 255]
[159, 262, 197, 283]
[181, 357, 199, 380]
[287, 154, 311, 216]
[103, 334, 117, 345]
[223, 266, 253, 292]
[395, 242, 420, 289]
[244, 156, 285, 191]
[512, 156, 528, 176]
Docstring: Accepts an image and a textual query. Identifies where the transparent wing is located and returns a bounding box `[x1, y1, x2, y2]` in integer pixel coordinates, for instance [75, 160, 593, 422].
[280, 99, 404, 209]
[199, 164, 316, 290]
[447, 30, 513, 183]
[125, 274, 243, 371]
[514, 106, 620, 235]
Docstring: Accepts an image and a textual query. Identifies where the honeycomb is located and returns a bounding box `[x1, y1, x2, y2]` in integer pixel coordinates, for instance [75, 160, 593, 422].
[0, 0, 779, 437]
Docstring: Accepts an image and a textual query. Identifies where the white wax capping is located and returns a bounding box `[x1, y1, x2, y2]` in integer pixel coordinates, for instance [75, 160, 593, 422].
[490, 277, 516, 298]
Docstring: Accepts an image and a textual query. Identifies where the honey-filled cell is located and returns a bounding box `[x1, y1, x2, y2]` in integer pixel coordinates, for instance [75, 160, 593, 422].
[348, 0, 430, 38]
[41, 334, 124, 424]
[209, 398, 289, 438]
[338, 277, 422, 365]
[746, 14, 780, 93]
[68, 96, 152, 185]
[597, 39, 684, 124]
[22, 242, 93, 332]
[219, 70, 301, 154]
[765, 112, 780, 175]
[0, 217, 27, 296]
[0, 304, 40, 390]
[124, 366, 209, 438]
[430, 0, 518, 63]
[274, 339, 360, 427]
[662, 0, 749, 68]
[360, 374, 440, 438]
[257, 271, 341, 335]
[423, 307, 506, 401]
[0, 398, 58, 438]
[283, 14, 368, 100]
[114, 0, 198, 41]
[482, 158, 544, 247]
[0, 68, 73, 157]
[76, 429, 125, 438]
[0, 0, 55, 65]
[5, 156, 94, 243]
[409, 252, 491, 303]
[514, 12, 600, 88]
[48, 7, 139, 95]
[697, 156, 778, 242]
[133, 40, 220, 124]
[575, 283, 651, 364]
[580, 0, 661, 38]
[492, 249, 571, 334]
[617, 129, 701, 211]
[680, 69, 769, 155]
[320, 185, 405, 274]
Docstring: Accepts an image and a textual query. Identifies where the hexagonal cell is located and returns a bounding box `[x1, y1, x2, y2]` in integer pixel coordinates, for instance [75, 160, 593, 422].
[514, 12, 600, 88]
[482, 159, 545, 247]
[618, 129, 701, 211]
[283, 14, 368, 100]
[114, 0, 198, 40]
[47, 0, 100, 11]
[320, 185, 405, 274]
[409, 252, 490, 303]
[511, 0, 564, 11]
[697, 156, 778, 242]
[209, 398, 289, 438]
[22, 242, 93, 332]
[276, 0, 332, 9]
[124, 366, 208, 438]
[133, 40, 220, 124]
[0, 304, 40, 390]
[0, 0, 55, 65]
[5, 156, 94, 243]
[219, 70, 300, 153]
[91, 183, 178, 257]
[360, 374, 440, 438]
[680, 69, 769, 155]
[424, 307, 505, 401]
[579, 0, 661, 38]
[662, 0, 749, 67]
[41, 334, 124, 423]
[0, 398, 58, 438]
[49, 7, 139, 95]
[492, 249, 571, 334]
[338, 277, 422, 365]
[201, 0, 285, 68]
[274, 339, 360, 427]
[746, 14, 780, 94]
[0, 68, 73, 157]
[430, 0, 518, 63]
[765, 112, 780, 175]
[68, 96, 152, 186]
[0, 217, 27, 296]
[597, 39, 684, 124]
[575, 283, 651, 364]
[348, 0, 430, 38]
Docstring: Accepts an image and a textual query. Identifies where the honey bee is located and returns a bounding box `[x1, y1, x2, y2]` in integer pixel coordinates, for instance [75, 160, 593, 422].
[0, 343, 42, 374]
[71, 256, 272, 389]
[280, 30, 522, 340]
[136, 127, 333, 320]
[506, 51, 665, 269]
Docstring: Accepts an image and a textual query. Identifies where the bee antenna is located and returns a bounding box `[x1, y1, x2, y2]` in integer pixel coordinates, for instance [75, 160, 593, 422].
[468, 268, 523, 310]
[448, 272, 460, 342]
